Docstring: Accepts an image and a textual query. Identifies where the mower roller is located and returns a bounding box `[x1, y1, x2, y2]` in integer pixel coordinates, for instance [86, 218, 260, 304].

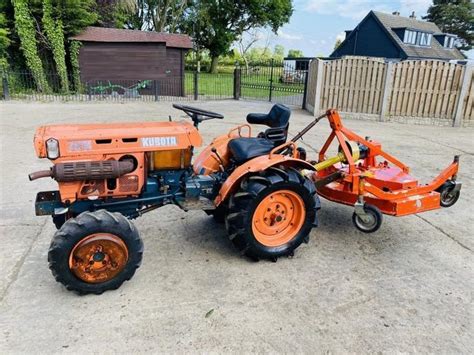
[29, 104, 460, 294]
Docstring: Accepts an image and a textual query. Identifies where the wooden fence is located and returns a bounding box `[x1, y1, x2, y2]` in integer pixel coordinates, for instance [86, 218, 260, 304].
[306, 56, 474, 126]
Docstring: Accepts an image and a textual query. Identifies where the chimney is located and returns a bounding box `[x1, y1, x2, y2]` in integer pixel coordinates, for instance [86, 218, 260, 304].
[409, 11, 416, 19]
[392, 11, 400, 16]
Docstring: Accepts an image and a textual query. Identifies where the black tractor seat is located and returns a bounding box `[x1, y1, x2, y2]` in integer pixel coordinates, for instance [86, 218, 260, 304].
[228, 104, 291, 163]
[228, 138, 275, 164]
[247, 103, 290, 129]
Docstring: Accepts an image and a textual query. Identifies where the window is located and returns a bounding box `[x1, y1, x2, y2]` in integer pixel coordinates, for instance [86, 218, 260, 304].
[403, 30, 417, 44]
[295, 60, 309, 71]
[444, 36, 455, 49]
[418, 32, 432, 46]
[403, 30, 432, 46]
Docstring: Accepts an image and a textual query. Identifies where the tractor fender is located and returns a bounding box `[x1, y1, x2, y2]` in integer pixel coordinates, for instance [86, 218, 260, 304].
[215, 155, 315, 206]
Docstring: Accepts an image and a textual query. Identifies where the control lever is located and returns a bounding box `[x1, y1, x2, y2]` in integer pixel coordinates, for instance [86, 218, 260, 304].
[211, 148, 225, 172]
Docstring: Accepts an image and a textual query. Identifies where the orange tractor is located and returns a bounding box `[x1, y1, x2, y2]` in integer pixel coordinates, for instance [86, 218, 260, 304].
[29, 104, 461, 294]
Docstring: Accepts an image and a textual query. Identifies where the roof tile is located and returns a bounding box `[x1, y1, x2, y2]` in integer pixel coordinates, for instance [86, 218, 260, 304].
[372, 11, 464, 60]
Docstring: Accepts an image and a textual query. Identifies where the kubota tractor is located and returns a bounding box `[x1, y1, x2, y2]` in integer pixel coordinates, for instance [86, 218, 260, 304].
[30, 104, 461, 294]
[30, 104, 320, 294]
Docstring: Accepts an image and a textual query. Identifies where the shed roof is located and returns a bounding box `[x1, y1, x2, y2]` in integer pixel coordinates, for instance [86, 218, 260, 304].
[71, 27, 193, 49]
[372, 11, 464, 60]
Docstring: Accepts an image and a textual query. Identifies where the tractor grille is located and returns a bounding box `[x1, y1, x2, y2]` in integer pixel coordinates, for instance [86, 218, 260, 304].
[119, 175, 139, 192]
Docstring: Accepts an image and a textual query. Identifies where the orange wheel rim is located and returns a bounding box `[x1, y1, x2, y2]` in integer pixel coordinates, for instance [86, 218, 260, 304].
[69, 233, 128, 284]
[252, 189, 306, 247]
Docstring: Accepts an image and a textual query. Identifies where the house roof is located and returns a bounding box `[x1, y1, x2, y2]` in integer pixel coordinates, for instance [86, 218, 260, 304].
[70, 27, 193, 49]
[283, 57, 316, 61]
[371, 11, 464, 60]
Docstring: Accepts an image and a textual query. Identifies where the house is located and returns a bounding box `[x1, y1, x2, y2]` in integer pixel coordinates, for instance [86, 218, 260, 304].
[330, 11, 465, 61]
[70, 27, 193, 96]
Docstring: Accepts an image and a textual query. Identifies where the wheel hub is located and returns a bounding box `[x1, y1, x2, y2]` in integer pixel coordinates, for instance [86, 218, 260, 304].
[69, 233, 128, 284]
[252, 190, 305, 247]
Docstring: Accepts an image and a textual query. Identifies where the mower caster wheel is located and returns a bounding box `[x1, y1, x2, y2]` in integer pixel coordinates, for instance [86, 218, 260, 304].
[437, 181, 461, 208]
[352, 204, 383, 233]
[48, 210, 143, 295]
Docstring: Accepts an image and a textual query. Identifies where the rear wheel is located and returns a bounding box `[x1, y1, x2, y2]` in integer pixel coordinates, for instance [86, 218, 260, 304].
[207, 204, 227, 223]
[48, 210, 143, 295]
[225, 167, 319, 260]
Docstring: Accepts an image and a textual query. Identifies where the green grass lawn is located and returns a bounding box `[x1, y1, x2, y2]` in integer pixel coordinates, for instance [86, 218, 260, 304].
[184, 71, 305, 99]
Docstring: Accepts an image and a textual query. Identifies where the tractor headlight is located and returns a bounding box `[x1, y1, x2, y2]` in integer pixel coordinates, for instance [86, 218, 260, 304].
[46, 138, 60, 159]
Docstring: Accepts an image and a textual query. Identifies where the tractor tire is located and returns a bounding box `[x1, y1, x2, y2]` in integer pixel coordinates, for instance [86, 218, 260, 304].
[52, 214, 67, 230]
[48, 210, 143, 295]
[209, 204, 227, 223]
[52, 213, 76, 230]
[225, 167, 319, 260]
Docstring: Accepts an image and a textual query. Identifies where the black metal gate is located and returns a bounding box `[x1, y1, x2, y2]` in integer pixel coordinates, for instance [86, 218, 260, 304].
[236, 58, 309, 108]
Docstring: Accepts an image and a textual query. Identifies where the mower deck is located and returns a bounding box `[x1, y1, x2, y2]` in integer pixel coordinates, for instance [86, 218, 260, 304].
[317, 169, 441, 216]
[302, 110, 461, 232]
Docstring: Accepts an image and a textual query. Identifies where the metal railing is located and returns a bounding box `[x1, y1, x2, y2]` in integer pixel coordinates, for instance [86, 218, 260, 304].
[1, 71, 234, 102]
[1, 63, 310, 108]
[237, 59, 309, 107]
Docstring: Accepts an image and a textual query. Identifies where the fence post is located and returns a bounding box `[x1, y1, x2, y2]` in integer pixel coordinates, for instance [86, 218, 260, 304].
[379, 61, 394, 122]
[312, 59, 324, 115]
[2, 73, 9, 100]
[453, 64, 473, 127]
[193, 71, 198, 100]
[269, 58, 274, 102]
[233, 67, 241, 100]
[302, 67, 309, 110]
[154, 80, 159, 101]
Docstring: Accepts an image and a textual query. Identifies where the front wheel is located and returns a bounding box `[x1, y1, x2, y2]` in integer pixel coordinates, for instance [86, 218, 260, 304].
[48, 210, 143, 295]
[225, 167, 319, 260]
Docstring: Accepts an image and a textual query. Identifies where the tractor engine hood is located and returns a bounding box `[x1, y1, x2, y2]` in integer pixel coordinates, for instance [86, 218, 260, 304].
[33, 121, 202, 160]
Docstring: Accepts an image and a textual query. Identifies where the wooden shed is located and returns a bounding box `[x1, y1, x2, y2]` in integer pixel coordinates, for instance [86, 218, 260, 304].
[71, 27, 193, 97]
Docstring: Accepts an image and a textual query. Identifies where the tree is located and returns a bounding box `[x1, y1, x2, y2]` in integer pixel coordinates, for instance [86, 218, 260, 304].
[9, 0, 97, 91]
[42, 0, 68, 91]
[423, 0, 473, 52]
[181, 0, 293, 73]
[287, 49, 303, 58]
[0, 9, 11, 70]
[117, 0, 188, 32]
[94, 0, 124, 27]
[334, 38, 342, 50]
[237, 29, 260, 73]
[273, 44, 285, 61]
[59, 0, 97, 37]
[12, 0, 50, 92]
[35, 0, 96, 91]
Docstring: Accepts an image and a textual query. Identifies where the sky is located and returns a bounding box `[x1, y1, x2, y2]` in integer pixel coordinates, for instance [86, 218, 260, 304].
[245, 0, 473, 59]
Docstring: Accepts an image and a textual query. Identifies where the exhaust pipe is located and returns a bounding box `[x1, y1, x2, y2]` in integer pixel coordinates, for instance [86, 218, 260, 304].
[29, 160, 135, 182]
[29, 170, 52, 181]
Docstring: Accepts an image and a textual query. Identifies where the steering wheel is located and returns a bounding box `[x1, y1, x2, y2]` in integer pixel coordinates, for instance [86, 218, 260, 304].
[172, 104, 223, 127]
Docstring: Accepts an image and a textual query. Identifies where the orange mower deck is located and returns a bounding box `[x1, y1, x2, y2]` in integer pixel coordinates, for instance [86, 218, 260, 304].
[300, 110, 461, 231]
